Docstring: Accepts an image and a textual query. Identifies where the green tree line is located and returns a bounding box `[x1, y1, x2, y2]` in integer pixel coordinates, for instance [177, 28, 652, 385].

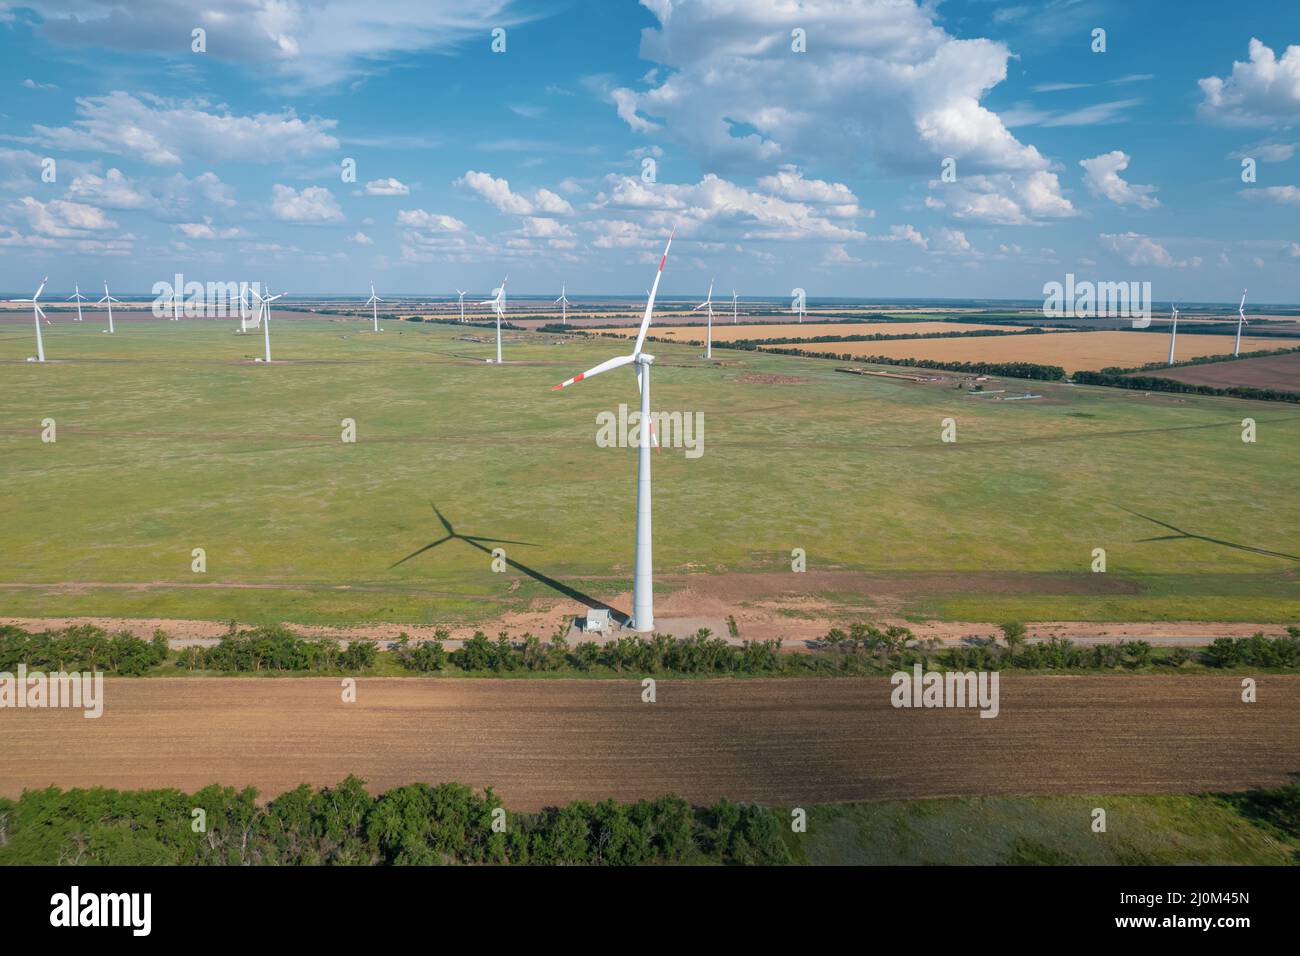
[0, 778, 790, 866]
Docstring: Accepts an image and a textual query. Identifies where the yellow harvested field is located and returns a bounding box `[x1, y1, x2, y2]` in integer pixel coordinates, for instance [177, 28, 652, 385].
[602, 320, 1031, 342]
[768, 331, 1281, 373]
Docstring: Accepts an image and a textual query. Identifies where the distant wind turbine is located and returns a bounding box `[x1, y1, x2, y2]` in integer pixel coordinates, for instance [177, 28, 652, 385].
[1234, 289, 1248, 357]
[551, 230, 675, 632]
[9, 276, 48, 362]
[172, 284, 182, 321]
[237, 285, 255, 333]
[365, 282, 383, 332]
[732, 288, 738, 324]
[455, 289, 467, 323]
[68, 284, 87, 322]
[479, 276, 507, 364]
[555, 282, 570, 325]
[97, 280, 119, 334]
[693, 278, 716, 359]
[1167, 302, 1179, 365]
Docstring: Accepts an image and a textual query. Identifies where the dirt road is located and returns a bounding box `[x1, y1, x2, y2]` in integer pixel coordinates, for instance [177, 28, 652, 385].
[3, 676, 1295, 810]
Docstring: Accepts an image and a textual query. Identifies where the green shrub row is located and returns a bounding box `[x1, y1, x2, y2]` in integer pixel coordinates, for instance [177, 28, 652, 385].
[0, 777, 790, 866]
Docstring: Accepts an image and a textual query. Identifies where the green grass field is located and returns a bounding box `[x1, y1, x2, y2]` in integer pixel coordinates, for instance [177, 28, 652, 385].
[783, 793, 1299, 865]
[1, 314, 1296, 626]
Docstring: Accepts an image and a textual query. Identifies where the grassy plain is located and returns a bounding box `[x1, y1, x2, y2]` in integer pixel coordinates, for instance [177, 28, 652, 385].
[0, 315, 1296, 625]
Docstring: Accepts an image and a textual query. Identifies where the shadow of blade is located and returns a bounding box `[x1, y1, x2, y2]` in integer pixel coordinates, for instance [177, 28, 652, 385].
[460, 537, 630, 626]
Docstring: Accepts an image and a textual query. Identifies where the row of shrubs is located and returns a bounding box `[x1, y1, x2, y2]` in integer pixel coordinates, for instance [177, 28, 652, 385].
[0, 777, 790, 866]
[0, 624, 168, 676]
[396, 629, 783, 674]
[2, 622, 1297, 677]
[818, 622, 1300, 672]
[175, 625, 377, 673]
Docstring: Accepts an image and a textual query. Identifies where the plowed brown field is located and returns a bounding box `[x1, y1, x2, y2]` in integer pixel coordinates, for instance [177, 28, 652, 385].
[4, 676, 1296, 810]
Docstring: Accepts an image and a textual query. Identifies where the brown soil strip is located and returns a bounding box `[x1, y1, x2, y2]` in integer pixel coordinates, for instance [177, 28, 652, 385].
[3, 676, 1295, 810]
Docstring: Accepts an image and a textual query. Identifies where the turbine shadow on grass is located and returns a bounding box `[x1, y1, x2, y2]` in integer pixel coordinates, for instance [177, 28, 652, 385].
[1119, 507, 1300, 563]
[390, 501, 629, 625]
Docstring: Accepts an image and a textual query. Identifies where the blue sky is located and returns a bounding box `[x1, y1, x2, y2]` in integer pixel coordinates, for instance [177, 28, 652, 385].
[1, 0, 1297, 302]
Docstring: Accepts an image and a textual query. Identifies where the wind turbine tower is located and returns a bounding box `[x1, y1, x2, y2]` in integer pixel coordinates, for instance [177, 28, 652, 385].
[552, 231, 674, 632]
[693, 279, 716, 359]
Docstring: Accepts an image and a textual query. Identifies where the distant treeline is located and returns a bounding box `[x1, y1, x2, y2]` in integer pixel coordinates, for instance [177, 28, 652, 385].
[787, 351, 1069, 380]
[1073, 370, 1300, 403]
[4, 623, 1296, 677]
[0, 778, 790, 866]
[1103, 345, 1300, 373]
[640, 328, 1051, 351]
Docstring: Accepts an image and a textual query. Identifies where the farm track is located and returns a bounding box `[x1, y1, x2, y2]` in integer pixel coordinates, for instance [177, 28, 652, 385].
[3, 676, 1296, 810]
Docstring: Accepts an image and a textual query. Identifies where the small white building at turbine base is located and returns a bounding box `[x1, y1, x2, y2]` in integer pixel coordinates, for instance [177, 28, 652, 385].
[582, 609, 611, 634]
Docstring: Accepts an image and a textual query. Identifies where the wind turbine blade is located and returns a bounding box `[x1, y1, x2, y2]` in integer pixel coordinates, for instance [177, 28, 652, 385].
[552, 352, 636, 390]
[388, 536, 454, 568]
[633, 229, 674, 357]
[430, 503, 455, 535]
[461, 535, 538, 547]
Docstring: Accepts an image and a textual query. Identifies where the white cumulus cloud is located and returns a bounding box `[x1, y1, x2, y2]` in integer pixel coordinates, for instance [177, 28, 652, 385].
[1079, 151, 1160, 209]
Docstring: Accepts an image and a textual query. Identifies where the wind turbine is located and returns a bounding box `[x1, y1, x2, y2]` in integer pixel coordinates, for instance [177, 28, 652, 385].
[555, 282, 570, 325]
[455, 289, 467, 323]
[1167, 302, 1180, 365]
[479, 276, 507, 364]
[237, 285, 255, 333]
[9, 276, 48, 362]
[793, 293, 805, 323]
[693, 278, 716, 359]
[732, 289, 738, 324]
[68, 284, 87, 321]
[252, 284, 285, 362]
[97, 281, 119, 334]
[1234, 289, 1248, 357]
[365, 282, 383, 332]
[551, 230, 674, 632]
[171, 284, 182, 321]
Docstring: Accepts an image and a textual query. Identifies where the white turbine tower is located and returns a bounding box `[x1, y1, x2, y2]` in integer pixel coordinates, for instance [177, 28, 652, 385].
[552, 230, 674, 633]
[68, 284, 87, 321]
[555, 282, 570, 325]
[1167, 302, 1180, 365]
[794, 293, 805, 323]
[171, 283, 182, 321]
[252, 284, 285, 362]
[479, 276, 507, 364]
[1234, 289, 1248, 356]
[9, 276, 48, 362]
[237, 285, 256, 333]
[455, 289, 467, 323]
[97, 281, 119, 334]
[365, 282, 383, 332]
[732, 288, 738, 324]
[693, 278, 716, 359]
